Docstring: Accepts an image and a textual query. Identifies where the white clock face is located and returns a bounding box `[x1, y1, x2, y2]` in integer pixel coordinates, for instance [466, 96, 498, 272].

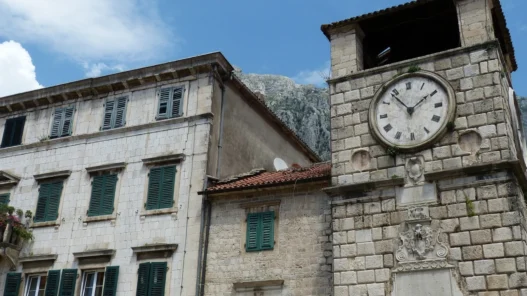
[372, 74, 452, 149]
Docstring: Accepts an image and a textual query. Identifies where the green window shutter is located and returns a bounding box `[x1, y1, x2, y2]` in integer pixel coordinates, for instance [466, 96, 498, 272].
[61, 106, 75, 137]
[45, 270, 61, 296]
[1, 118, 15, 148]
[103, 266, 119, 296]
[170, 87, 183, 117]
[149, 262, 167, 296]
[136, 263, 151, 296]
[35, 181, 63, 222]
[246, 213, 260, 252]
[260, 211, 275, 250]
[88, 175, 104, 216]
[114, 97, 127, 128]
[3, 272, 21, 296]
[146, 168, 162, 210]
[0, 193, 10, 205]
[159, 166, 176, 209]
[102, 99, 115, 130]
[50, 108, 64, 138]
[58, 269, 77, 296]
[157, 88, 171, 119]
[1, 116, 25, 148]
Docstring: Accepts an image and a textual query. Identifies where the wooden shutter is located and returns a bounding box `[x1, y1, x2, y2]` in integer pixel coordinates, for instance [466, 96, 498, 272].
[157, 88, 171, 119]
[102, 99, 115, 130]
[50, 108, 63, 138]
[89, 174, 117, 216]
[114, 97, 127, 128]
[149, 262, 167, 296]
[61, 106, 75, 137]
[35, 181, 63, 222]
[136, 263, 151, 296]
[159, 166, 176, 209]
[58, 269, 77, 296]
[260, 211, 275, 250]
[0, 193, 10, 205]
[170, 87, 183, 117]
[45, 270, 61, 296]
[1, 117, 15, 147]
[88, 175, 104, 216]
[3, 272, 21, 296]
[103, 266, 119, 296]
[146, 168, 162, 210]
[246, 213, 260, 251]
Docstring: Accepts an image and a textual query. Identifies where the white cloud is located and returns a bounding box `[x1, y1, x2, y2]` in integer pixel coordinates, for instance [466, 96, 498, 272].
[0, 40, 42, 97]
[83, 62, 125, 78]
[0, 0, 175, 77]
[293, 62, 331, 86]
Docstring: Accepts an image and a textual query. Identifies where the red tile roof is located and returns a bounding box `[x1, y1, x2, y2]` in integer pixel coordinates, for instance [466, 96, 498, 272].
[203, 162, 331, 193]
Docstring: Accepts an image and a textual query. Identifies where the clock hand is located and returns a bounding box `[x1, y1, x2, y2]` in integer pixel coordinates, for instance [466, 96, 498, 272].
[391, 94, 415, 115]
[412, 95, 429, 109]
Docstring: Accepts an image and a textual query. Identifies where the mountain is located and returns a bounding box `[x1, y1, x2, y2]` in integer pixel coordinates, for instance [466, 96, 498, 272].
[519, 97, 527, 133]
[235, 70, 331, 160]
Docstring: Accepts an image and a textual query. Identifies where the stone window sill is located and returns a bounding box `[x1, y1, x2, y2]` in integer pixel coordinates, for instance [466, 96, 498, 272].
[140, 208, 178, 218]
[83, 214, 116, 224]
[30, 221, 60, 229]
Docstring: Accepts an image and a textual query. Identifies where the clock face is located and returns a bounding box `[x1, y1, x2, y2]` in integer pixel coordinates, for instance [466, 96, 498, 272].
[369, 72, 455, 151]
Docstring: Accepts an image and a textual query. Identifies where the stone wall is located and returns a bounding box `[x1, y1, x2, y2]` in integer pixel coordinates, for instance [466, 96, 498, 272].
[456, 0, 495, 47]
[204, 187, 332, 296]
[0, 75, 213, 296]
[331, 172, 527, 295]
[330, 43, 514, 188]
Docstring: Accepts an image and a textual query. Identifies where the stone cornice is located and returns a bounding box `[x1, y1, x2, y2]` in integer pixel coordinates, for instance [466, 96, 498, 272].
[323, 177, 405, 196]
[34, 170, 71, 182]
[86, 162, 127, 174]
[142, 154, 185, 166]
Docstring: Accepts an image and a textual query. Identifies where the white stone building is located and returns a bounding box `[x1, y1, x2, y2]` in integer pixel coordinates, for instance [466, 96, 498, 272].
[0, 52, 319, 296]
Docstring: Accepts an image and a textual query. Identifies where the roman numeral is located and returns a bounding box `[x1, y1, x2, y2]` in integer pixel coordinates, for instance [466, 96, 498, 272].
[430, 90, 438, 97]
[392, 89, 399, 95]
[382, 101, 390, 105]
[411, 133, 415, 140]
[424, 127, 430, 134]
[435, 102, 443, 108]
[383, 124, 392, 132]
[406, 82, 411, 90]
[395, 132, 401, 140]
[421, 83, 425, 90]
[432, 115, 441, 122]
[380, 114, 387, 119]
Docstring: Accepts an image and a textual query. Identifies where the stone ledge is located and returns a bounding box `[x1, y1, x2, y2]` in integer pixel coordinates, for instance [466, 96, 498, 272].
[132, 244, 178, 260]
[142, 154, 185, 166]
[323, 177, 405, 196]
[34, 170, 71, 182]
[86, 162, 126, 174]
[83, 214, 116, 224]
[233, 280, 284, 289]
[30, 220, 60, 229]
[19, 254, 57, 263]
[73, 249, 115, 259]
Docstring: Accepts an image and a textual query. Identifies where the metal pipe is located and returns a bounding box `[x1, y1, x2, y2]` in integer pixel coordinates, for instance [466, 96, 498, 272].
[215, 80, 227, 178]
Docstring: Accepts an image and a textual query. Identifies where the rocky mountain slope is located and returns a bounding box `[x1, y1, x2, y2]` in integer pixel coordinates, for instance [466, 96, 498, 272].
[236, 70, 331, 160]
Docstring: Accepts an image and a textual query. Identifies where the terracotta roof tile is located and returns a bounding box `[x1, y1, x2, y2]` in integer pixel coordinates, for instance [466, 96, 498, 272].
[204, 162, 331, 193]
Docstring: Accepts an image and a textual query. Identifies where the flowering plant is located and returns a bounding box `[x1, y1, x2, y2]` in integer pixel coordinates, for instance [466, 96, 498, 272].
[0, 204, 33, 242]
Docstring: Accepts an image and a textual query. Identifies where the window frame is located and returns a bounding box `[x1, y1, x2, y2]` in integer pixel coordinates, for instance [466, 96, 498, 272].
[80, 270, 105, 296]
[1, 116, 26, 148]
[33, 180, 64, 224]
[24, 274, 47, 296]
[50, 105, 75, 139]
[101, 96, 128, 130]
[136, 262, 168, 296]
[144, 165, 177, 211]
[156, 86, 185, 120]
[245, 211, 275, 252]
[87, 173, 118, 217]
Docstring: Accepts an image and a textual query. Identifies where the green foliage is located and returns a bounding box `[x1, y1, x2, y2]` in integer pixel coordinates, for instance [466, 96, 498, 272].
[447, 121, 456, 132]
[391, 174, 400, 179]
[465, 196, 475, 217]
[0, 204, 34, 242]
[387, 146, 399, 157]
[407, 66, 421, 73]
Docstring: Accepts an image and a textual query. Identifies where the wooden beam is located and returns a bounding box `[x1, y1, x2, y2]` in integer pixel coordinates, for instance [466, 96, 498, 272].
[6, 105, 12, 112]
[122, 81, 129, 89]
[46, 97, 54, 104]
[154, 74, 161, 82]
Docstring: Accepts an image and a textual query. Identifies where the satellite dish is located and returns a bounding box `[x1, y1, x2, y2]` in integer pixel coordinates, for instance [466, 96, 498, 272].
[273, 158, 288, 171]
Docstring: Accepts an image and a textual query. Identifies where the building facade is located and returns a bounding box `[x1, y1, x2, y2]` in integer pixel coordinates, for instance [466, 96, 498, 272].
[0, 53, 318, 296]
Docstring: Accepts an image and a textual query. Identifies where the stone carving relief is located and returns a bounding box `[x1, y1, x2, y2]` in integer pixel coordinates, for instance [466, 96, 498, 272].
[405, 156, 424, 185]
[394, 206, 450, 272]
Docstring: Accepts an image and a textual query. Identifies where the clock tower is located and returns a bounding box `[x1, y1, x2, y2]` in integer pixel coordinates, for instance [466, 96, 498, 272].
[322, 1, 526, 295]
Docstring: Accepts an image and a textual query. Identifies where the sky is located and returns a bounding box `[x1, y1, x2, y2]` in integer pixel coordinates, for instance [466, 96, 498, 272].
[0, 0, 526, 97]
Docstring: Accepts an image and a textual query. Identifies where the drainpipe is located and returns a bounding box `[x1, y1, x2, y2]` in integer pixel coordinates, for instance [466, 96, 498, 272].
[195, 175, 208, 296]
[199, 196, 212, 296]
[215, 79, 227, 178]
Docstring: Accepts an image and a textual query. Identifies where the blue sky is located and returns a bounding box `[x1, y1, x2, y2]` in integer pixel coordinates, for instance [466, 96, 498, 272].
[0, 0, 526, 97]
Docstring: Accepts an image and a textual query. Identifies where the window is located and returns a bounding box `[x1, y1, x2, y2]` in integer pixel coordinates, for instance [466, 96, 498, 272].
[34, 181, 63, 222]
[246, 211, 275, 252]
[1, 116, 26, 148]
[3, 272, 21, 296]
[81, 267, 119, 296]
[102, 97, 127, 130]
[25, 275, 47, 296]
[146, 166, 176, 210]
[157, 87, 183, 119]
[0, 193, 9, 205]
[136, 262, 167, 296]
[88, 174, 118, 216]
[50, 106, 75, 138]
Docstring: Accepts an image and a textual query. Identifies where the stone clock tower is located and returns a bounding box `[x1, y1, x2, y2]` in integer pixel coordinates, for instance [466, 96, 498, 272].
[322, 0, 527, 295]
